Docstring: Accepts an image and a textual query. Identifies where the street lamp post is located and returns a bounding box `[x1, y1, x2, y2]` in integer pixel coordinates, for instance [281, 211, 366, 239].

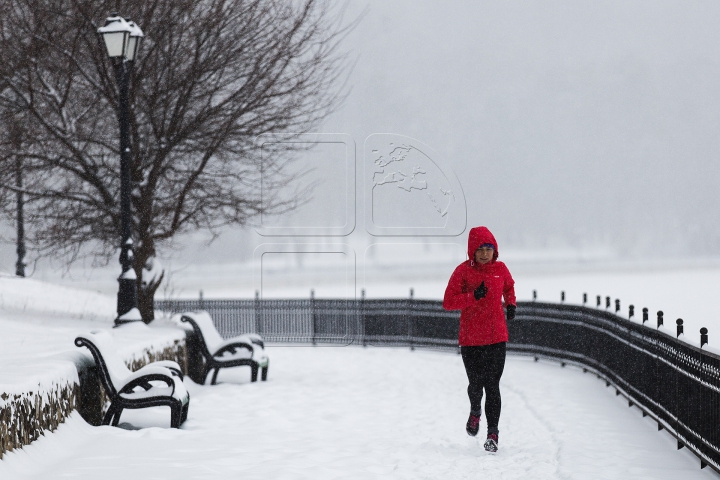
[15, 153, 25, 277]
[10, 120, 25, 277]
[98, 15, 144, 326]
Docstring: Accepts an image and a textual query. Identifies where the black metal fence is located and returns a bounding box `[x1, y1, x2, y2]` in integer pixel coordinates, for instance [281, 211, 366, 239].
[157, 298, 459, 347]
[156, 298, 719, 472]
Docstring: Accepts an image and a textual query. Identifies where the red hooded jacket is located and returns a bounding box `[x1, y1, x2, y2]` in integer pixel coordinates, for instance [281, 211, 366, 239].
[443, 226, 516, 346]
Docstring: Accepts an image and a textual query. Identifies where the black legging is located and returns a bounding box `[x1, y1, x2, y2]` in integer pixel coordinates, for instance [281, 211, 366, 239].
[460, 342, 506, 435]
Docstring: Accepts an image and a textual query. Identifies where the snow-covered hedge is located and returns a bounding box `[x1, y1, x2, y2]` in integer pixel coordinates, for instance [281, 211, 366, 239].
[0, 337, 187, 459]
[0, 382, 78, 459]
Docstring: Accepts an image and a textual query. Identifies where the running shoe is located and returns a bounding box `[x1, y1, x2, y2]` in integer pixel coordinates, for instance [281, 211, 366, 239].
[466, 413, 480, 436]
[484, 432, 498, 452]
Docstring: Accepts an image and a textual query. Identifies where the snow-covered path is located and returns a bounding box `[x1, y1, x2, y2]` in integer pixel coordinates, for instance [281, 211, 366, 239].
[1, 346, 715, 479]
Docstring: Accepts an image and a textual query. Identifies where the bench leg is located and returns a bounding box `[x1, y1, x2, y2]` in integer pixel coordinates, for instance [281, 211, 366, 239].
[111, 407, 123, 426]
[211, 367, 220, 385]
[202, 365, 212, 385]
[251, 364, 259, 382]
[261, 365, 268, 381]
[170, 402, 182, 428]
[102, 404, 118, 426]
[181, 403, 189, 424]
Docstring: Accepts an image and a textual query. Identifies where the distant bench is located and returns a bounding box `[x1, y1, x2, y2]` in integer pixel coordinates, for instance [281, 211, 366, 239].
[180, 311, 269, 385]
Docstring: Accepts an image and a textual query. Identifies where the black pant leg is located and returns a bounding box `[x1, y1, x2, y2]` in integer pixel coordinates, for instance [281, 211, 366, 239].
[460, 346, 485, 415]
[481, 342, 506, 434]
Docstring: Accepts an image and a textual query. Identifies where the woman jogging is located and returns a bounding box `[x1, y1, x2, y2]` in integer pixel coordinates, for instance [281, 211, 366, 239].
[443, 226, 516, 453]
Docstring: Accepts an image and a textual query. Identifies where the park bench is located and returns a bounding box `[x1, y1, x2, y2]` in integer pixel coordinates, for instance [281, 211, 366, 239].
[180, 311, 269, 385]
[75, 330, 190, 428]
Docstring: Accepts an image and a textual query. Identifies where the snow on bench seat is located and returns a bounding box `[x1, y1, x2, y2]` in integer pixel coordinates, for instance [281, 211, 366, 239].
[75, 330, 189, 428]
[178, 311, 269, 385]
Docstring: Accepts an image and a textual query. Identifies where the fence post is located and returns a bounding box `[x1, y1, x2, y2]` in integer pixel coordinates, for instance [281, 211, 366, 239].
[699, 332, 708, 469]
[657, 311, 663, 329]
[656, 310, 663, 431]
[605, 296, 610, 309]
[642, 308, 648, 325]
[533, 290, 537, 301]
[615, 299, 620, 313]
[561, 291, 565, 303]
[596, 295, 601, 307]
[675, 325, 681, 450]
[629, 305, 634, 319]
[408, 288, 414, 351]
[583, 293, 587, 305]
[361, 288, 366, 347]
[311, 289, 316, 346]
[676, 319, 683, 338]
[254, 290, 262, 336]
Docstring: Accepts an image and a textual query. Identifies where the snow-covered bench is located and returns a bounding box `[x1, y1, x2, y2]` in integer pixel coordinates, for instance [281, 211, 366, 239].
[75, 330, 190, 428]
[180, 311, 269, 385]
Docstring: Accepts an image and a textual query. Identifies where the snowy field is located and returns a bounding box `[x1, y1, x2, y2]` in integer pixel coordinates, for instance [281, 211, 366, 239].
[165, 259, 720, 350]
[33, 252, 720, 349]
[0, 345, 716, 479]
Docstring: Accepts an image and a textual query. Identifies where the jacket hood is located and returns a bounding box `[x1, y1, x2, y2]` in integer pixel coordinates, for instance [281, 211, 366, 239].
[468, 226, 499, 264]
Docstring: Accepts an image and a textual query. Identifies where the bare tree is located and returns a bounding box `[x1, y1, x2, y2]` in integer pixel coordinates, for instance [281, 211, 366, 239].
[0, 0, 354, 320]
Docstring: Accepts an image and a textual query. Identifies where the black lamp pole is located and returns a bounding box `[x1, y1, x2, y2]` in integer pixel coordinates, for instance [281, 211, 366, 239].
[15, 153, 25, 277]
[112, 57, 139, 324]
[9, 120, 25, 277]
[99, 15, 144, 325]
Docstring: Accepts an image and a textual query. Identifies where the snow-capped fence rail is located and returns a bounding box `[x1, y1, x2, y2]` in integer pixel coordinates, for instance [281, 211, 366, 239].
[158, 297, 720, 473]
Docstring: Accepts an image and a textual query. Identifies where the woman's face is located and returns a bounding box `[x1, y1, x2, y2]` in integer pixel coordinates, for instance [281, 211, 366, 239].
[474, 247, 494, 264]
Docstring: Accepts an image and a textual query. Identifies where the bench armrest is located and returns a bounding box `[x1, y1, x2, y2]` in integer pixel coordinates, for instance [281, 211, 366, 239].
[241, 334, 265, 349]
[119, 366, 178, 396]
[144, 360, 184, 380]
[213, 339, 254, 359]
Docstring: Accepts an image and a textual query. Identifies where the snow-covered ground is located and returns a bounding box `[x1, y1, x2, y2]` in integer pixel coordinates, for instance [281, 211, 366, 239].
[0, 272, 115, 321]
[0, 346, 715, 479]
[0, 273, 184, 398]
[2, 264, 719, 478]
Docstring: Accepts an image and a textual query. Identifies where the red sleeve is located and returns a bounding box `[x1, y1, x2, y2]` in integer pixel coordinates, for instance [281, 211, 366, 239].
[443, 264, 475, 311]
[502, 264, 516, 306]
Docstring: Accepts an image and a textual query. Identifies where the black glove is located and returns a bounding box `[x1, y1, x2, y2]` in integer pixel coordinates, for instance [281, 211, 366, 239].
[506, 304, 516, 320]
[473, 281, 487, 300]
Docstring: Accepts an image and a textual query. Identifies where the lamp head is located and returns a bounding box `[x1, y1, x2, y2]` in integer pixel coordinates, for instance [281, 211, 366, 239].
[98, 16, 143, 61]
[125, 20, 144, 62]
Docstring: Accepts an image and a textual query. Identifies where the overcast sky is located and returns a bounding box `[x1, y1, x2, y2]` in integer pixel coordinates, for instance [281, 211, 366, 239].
[315, 0, 720, 258]
[4, 0, 720, 276]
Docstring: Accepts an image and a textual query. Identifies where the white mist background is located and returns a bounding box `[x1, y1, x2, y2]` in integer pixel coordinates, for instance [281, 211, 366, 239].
[1, 0, 719, 340]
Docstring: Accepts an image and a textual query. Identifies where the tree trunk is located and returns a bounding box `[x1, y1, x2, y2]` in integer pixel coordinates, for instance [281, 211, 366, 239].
[137, 275, 162, 323]
[135, 237, 164, 323]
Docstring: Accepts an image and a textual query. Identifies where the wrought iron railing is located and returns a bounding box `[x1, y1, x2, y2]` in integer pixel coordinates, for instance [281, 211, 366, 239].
[156, 298, 719, 472]
[157, 298, 459, 347]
